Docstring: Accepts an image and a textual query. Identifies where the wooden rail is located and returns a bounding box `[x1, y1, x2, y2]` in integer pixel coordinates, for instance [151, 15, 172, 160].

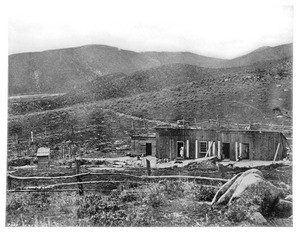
[7, 170, 228, 194]
[8, 173, 229, 183]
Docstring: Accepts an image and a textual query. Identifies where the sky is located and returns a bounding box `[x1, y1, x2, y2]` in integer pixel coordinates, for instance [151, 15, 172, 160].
[7, 0, 293, 59]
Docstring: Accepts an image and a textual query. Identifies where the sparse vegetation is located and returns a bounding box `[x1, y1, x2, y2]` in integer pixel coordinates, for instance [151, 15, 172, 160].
[7, 43, 293, 227]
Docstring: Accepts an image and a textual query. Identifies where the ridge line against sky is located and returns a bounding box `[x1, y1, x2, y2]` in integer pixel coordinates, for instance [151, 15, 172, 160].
[8, 0, 293, 59]
[8, 42, 292, 61]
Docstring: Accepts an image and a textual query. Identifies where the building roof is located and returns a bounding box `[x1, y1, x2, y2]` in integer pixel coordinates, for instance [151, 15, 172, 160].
[131, 133, 156, 138]
[37, 147, 50, 157]
[155, 125, 283, 134]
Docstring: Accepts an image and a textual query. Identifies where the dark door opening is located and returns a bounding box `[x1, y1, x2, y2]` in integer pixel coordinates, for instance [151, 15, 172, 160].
[222, 143, 230, 160]
[146, 143, 152, 156]
[177, 141, 184, 158]
[241, 143, 249, 159]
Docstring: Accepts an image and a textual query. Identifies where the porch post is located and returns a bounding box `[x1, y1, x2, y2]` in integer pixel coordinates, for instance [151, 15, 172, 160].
[195, 140, 198, 159]
[212, 141, 216, 156]
[235, 142, 239, 161]
[239, 143, 242, 159]
[217, 141, 221, 160]
[186, 140, 189, 158]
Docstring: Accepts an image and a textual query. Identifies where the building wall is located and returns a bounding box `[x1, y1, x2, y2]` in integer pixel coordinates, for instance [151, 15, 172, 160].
[156, 128, 285, 161]
[38, 156, 49, 168]
[131, 137, 156, 156]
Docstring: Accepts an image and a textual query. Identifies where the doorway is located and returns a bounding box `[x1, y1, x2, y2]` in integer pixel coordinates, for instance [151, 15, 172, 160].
[146, 143, 152, 156]
[177, 141, 184, 158]
[241, 143, 249, 159]
[222, 143, 230, 160]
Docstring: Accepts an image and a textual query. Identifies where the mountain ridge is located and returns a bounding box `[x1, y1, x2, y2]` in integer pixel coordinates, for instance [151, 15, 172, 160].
[8, 43, 292, 96]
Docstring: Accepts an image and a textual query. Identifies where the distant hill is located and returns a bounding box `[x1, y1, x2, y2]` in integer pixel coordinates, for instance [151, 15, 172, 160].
[223, 43, 293, 68]
[8, 43, 292, 96]
[8, 45, 223, 96]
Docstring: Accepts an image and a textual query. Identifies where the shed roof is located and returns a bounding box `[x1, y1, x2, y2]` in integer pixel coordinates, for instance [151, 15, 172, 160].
[37, 147, 50, 157]
[131, 133, 156, 139]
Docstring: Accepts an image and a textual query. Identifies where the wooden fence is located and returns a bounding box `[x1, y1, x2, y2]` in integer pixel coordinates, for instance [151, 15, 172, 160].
[7, 171, 228, 194]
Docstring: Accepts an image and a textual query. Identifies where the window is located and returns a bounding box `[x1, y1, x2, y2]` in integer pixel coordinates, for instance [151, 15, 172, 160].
[199, 141, 207, 157]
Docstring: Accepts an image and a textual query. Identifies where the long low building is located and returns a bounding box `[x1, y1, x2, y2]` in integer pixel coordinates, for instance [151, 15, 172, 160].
[155, 125, 287, 161]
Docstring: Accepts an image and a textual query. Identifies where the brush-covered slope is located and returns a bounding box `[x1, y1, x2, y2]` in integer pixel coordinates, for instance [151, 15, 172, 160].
[9, 57, 292, 117]
[59, 64, 222, 106]
[100, 58, 292, 125]
[8, 57, 292, 156]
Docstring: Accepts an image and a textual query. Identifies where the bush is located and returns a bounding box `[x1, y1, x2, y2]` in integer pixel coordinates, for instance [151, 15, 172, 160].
[225, 204, 248, 223]
[159, 180, 185, 200]
[8, 157, 37, 167]
[143, 184, 167, 208]
[6, 192, 52, 226]
[192, 185, 218, 202]
[77, 193, 127, 226]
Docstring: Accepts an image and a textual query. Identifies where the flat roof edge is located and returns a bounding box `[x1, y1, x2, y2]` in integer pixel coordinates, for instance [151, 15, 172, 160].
[154, 126, 284, 134]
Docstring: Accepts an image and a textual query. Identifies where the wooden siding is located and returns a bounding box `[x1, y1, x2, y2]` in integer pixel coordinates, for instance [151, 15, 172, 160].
[156, 128, 285, 161]
[38, 156, 49, 168]
[131, 137, 156, 156]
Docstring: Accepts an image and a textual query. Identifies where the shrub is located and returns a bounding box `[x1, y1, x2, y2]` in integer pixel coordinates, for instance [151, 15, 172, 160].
[6, 192, 52, 226]
[77, 193, 128, 226]
[193, 185, 218, 202]
[225, 204, 248, 223]
[143, 185, 167, 208]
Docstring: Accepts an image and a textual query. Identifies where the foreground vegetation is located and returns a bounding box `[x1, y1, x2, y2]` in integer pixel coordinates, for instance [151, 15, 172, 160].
[6, 177, 292, 227]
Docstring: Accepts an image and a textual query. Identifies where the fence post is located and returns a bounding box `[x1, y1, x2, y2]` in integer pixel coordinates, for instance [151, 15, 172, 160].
[75, 159, 84, 195]
[146, 159, 151, 176]
[7, 176, 12, 190]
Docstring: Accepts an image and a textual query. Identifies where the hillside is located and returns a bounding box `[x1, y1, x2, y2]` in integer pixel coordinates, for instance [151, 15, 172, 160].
[8, 43, 292, 96]
[94, 58, 293, 125]
[59, 64, 222, 106]
[8, 57, 292, 157]
[224, 43, 293, 68]
[9, 58, 292, 116]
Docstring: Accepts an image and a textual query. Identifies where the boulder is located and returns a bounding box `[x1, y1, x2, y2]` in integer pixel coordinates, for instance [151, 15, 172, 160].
[212, 168, 285, 222]
[211, 169, 266, 205]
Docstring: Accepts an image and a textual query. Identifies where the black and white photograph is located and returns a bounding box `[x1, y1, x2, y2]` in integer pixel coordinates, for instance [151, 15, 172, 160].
[3, 0, 296, 227]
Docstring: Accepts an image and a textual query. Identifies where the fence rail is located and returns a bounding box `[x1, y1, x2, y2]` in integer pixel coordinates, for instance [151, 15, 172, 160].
[7, 172, 228, 194]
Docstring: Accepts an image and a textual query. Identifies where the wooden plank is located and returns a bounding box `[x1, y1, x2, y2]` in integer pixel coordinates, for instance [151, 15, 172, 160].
[205, 141, 214, 157]
[143, 175, 228, 183]
[273, 143, 281, 163]
[7, 172, 140, 180]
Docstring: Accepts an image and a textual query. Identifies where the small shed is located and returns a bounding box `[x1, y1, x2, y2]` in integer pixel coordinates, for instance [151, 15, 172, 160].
[131, 134, 156, 156]
[37, 147, 50, 168]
